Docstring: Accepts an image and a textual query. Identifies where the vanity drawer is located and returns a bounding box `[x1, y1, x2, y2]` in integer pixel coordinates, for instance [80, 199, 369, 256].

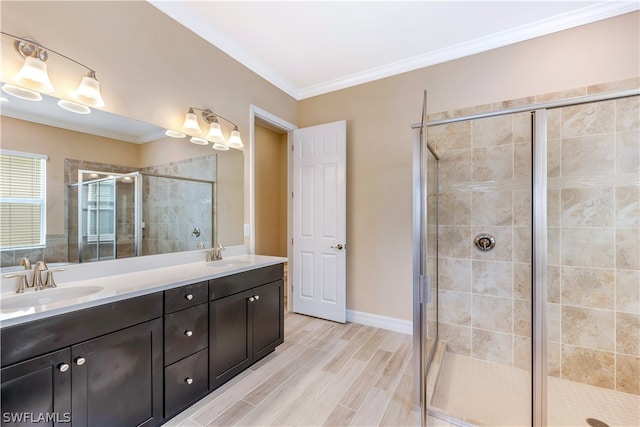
[209, 264, 284, 300]
[165, 281, 208, 313]
[164, 303, 208, 365]
[164, 348, 208, 417]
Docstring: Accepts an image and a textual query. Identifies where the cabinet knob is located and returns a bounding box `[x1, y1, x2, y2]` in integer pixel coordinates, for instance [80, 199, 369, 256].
[185, 294, 194, 300]
[254, 295, 260, 301]
[185, 378, 193, 385]
[249, 297, 255, 302]
[58, 363, 70, 373]
[75, 357, 86, 366]
[185, 330, 193, 337]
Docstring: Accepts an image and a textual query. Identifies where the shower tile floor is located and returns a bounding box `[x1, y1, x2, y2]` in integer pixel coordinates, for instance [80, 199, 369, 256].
[431, 352, 640, 427]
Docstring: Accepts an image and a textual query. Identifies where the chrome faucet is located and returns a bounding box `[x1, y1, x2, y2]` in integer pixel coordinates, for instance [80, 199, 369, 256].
[32, 260, 48, 290]
[205, 243, 225, 262]
[212, 243, 225, 261]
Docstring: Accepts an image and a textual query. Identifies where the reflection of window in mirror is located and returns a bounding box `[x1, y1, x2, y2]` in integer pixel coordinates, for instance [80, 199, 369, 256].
[0, 150, 47, 249]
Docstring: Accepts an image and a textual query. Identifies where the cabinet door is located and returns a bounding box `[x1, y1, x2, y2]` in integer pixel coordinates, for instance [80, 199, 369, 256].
[252, 280, 284, 361]
[71, 318, 162, 427]
[209, 290, 252, 389]
[1, 348, 71, 426]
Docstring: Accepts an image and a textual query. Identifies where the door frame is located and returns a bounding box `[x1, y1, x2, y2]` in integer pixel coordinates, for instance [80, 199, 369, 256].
[249, 105, 297, 311]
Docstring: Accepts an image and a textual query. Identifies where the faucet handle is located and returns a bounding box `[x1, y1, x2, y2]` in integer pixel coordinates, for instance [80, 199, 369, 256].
[4, 272, 29, 293]
[19, 257, 32, 270]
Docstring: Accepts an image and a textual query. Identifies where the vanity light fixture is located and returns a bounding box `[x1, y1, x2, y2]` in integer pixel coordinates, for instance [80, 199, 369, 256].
[169, 106, 243, 150]
[182, 108, 202, 134]
[1, 32, 105, 111]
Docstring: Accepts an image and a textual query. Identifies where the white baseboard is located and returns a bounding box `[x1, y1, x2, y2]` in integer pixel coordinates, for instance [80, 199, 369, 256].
[346, 309, 412, 335]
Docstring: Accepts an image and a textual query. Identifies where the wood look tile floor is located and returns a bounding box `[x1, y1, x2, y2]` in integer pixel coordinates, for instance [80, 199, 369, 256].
[165, 311, 419, 427]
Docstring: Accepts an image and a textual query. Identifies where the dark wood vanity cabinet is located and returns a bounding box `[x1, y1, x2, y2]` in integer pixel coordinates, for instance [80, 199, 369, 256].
[209, 264, 284, 389]
[0, 293, 163, 427]
[163, 281, 209, 418]
[0, 263, 285, 426]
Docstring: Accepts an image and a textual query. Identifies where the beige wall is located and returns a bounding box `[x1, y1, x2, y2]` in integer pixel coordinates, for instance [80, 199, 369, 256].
[254, 124, 287, 257]
[298, 12, 640, 321]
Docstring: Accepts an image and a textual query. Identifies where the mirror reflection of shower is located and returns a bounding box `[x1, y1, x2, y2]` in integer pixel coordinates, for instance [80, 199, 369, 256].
[68, 169, 215, 263]
[68, 170, 141, 263]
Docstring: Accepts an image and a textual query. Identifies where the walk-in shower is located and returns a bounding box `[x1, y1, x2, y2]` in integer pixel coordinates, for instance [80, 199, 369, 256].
[414, 88, 640, 426]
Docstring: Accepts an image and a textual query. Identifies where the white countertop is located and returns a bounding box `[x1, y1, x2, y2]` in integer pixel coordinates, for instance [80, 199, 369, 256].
[0, 253, 287, 328]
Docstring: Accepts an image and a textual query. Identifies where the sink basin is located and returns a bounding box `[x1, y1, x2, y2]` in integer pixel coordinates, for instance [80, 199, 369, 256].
[1, 286, 104, 310]
[207, 258, 252, 268]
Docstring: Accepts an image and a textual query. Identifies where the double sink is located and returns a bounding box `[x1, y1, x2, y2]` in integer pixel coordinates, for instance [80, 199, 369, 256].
[0, 256, 254, 314]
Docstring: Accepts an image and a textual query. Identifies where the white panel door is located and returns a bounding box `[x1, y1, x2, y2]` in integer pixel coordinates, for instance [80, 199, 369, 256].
[292, 120, 346, 323]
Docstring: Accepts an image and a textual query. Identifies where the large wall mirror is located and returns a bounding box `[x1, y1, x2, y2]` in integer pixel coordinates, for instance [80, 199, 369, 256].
[0, 93, 244, 269]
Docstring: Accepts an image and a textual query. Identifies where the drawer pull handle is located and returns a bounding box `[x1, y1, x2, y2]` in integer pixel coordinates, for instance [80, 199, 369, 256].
[185, 294, 194, 300]
[185, 330, 193, 337]
[249, 297, 255, 302]
[76, 357, 86, 366]
[254, 295, 260, 300]
[185, 378, 194, 385]
[59, 363, 70, 373]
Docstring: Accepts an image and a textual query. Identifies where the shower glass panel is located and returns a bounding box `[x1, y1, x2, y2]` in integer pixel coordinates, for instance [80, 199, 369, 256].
[68, 170, 140, 263]
[141, 174, 214, 256]
[546, 96, 640, 426]
[426, 112, 533, 425]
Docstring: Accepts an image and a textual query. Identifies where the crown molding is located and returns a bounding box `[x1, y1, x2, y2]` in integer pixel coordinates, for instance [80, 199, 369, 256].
[150, 1, 639, 101]
[148, 0, 300, 100]
[298, 2, 640, 99]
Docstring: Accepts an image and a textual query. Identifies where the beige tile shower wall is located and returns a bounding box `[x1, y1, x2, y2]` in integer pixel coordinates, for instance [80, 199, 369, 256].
[432, 89, 639, 395]
[428, 111, 533, 370]
[141, 155, 216, 255]
[547, 95, 640, 395]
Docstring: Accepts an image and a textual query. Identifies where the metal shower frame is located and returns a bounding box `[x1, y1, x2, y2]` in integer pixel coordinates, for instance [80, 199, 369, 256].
[412, 87, 639, 426]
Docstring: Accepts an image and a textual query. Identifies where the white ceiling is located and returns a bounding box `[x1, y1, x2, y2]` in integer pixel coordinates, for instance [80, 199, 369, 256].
[149, 1, 639, 100]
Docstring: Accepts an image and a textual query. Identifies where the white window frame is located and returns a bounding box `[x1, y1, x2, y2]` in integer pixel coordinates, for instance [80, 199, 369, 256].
[0, 149, 47, 250]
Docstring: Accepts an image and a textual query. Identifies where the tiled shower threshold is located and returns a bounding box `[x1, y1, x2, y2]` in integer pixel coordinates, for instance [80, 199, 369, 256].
[429, 351, 640, 426]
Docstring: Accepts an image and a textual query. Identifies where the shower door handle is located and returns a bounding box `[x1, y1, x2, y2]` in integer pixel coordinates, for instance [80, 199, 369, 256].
[419, 275, 431, 304]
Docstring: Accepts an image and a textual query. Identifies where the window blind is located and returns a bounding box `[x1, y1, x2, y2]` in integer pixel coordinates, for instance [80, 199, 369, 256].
[0, 150, 47, 249]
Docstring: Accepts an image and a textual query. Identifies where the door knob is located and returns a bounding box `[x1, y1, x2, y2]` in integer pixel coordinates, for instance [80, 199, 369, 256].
[75, 357, 86, 366]
[331, 244, 344, 250]
[254, 295, 260, 300]
[58, 363, 70, 373]
[249, 297, 255, 302]
[185, 294, 194, 300]
[185, 330, 193, 337]
[185, 378, 193, 385]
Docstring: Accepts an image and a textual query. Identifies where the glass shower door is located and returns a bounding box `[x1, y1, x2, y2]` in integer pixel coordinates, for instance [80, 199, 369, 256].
[425, 111, 534, 426]
[73, 170, 140, 263]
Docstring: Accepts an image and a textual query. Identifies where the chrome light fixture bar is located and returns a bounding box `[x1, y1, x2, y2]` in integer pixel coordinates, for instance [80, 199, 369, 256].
[1, 32, 105, 111]
[166, 106, 244, 150]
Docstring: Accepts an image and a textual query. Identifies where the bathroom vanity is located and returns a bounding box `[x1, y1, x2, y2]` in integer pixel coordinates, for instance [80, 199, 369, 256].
[0, 255, 285, 426]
